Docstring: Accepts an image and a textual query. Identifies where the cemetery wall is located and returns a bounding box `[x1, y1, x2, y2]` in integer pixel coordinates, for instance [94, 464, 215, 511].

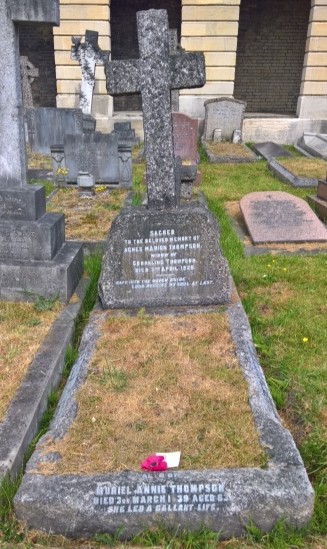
[19, 24, 57, 107]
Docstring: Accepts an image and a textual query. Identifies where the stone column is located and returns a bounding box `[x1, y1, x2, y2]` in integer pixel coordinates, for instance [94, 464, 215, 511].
[297, 0, 327, 118]
[179, 0, 240, 119]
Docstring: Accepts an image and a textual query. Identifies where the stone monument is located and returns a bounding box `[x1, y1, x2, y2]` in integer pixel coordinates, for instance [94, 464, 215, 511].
[71, 30, 108, 115]
[0, 0, 83, 302]
[20, 56, 39, 108]
[203, 97, 247, 142]
[99, 9, 230, 309]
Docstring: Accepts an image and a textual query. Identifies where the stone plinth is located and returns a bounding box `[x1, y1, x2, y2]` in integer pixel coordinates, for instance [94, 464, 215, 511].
[240, 191, 327, 244]
[99, 201, 231, 309]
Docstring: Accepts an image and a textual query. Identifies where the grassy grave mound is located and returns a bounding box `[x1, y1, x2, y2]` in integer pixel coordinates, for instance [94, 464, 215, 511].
[0, 300, 62, 420]
[47, 188, 127, 240]
[37, 311, 265, 475]
[205, 142, 254, 159]
[278, 157, 326, 180]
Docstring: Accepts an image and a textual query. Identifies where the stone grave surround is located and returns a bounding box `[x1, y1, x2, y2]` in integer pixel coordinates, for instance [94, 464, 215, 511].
[203, 98, 247, 142]
[297, 133, 327, 160]
[0, 0, 83, 302]
[99, 9, 231, 309]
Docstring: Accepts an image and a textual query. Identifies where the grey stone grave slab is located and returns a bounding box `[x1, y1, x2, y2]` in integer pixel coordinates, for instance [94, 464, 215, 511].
[26, 107, 85, 154]
[14, 296, 313, 539]
[240, 191, 327, 244]
[71, 30, 107, 115]
[0, 0, 83, 302]
[64, 132, 120, 184]
[297, 133, 327, 160]
[203, 98, 246, 142]
[268, 158, 318, 188]
[252, 142, 291, 161]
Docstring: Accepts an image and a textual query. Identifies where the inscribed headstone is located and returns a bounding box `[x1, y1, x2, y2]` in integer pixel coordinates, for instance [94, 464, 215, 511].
[172, 113, 198, 164]
[203, 98, 246, 141]
[240, 191, 327, 244]
[26, 107, 84, 154]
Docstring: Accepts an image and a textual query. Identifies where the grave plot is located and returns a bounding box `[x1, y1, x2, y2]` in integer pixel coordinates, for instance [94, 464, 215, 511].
[268, 155, 326, 188]
[204, 141, 258, 163]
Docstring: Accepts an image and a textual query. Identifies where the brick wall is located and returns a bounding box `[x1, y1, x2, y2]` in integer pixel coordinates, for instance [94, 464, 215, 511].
[234, 0, 310, 114]
[19, 23, 57, 107]
[111, 0, 181, 111]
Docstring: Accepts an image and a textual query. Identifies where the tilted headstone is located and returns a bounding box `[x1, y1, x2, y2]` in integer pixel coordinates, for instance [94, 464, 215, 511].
[203, 98, 246, 141]
[297, 133, 327, 160]
[0, 0, 83, 302]
[20, 56, 39, 108]
[71, 30, 107, 115]
[252, 142, 292, 161]
[240, 191, 327, 244]
[99, 9, 231, 309]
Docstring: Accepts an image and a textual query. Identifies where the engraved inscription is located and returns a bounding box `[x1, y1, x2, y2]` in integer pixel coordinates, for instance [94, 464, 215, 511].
[251, 200, 311, 227]
[94, 481, 229, 514]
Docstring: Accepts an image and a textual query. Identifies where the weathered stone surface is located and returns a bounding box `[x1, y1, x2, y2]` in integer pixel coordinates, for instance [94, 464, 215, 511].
[268, 158, 318, 188]
[0, 242, 83, 302]
[240, 191, 327, 244]
[26, 108, 84, 155]
[317, 179, 327, 201]
[297, 133, 327, 160]
[0, 213, 64, 261]
[99, 202, 231, 309]
[14, 301, 314, 539]
[203, 98, 246, 142]
[172, 113, 198, 165]
[8, 0, 59, 24]
[0, 186, 45, 220]
[252, 142, 291, 161]
[20, 56, 39, 108]
[105, 9, 205, 209]
[64, 132, 120, 184]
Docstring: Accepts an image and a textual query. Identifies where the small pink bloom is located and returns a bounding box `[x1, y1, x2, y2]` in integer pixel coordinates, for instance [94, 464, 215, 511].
[140, 455, 167, 472]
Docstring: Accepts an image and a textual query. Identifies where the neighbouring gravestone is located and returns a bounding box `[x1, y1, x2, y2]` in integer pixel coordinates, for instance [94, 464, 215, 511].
[172, 112, 200, 198]
[26, 107, 96, 154]
[0, 0, 83, 302]
[240, 191, 327, 244]
[99, 9, 230, 309]
[20, 56, 39, 108]
[252, 142, 292, 161]
[308, 179, 327, 221]
[203, 97, 247, 142]
[62, 132, 132, 187]
[71, 30, 107, 115]
[297, 133, 327, 159]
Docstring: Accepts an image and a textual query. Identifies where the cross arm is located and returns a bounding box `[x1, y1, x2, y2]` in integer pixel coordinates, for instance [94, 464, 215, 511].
[105, 60, 141, 95]
[9, 0, 59, 24]
[170, 52, 206, 90]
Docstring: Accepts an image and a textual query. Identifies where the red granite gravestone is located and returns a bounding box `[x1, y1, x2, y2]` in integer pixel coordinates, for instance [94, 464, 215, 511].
[172, 112, 198, 164]
[240, 191, 327, 244]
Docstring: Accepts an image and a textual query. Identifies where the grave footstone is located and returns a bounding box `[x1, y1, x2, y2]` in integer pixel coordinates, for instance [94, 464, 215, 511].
[0, 0, 83, 302]
[297, 133, 327, 160]
[71, 30, 107, 115]
[99, 9, 230, 308]
[203, 97, 246, 142]
[252, 142, 291, 161]
[240, 191, 327, 244]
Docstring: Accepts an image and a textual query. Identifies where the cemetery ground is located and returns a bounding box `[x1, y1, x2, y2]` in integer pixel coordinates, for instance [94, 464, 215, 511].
[0, 154, 326, 548]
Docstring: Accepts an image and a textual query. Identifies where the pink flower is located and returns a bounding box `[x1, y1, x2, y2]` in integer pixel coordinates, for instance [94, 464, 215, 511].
[140, 455, 167, 472]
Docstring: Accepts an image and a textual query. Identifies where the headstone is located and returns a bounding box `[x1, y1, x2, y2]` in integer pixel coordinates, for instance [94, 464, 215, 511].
[307, 179, 327, 222]
[172, 112, 200, 199]
[297, 133, 327, 160]
[26, 107, 93, 154]
[99, 9, 230, 309]
[64, 132, 120, 184]
[253, 142, 292, 161]
[20, 56, 39, 108]
[203, 98, 246, 142]
[111, 121, 139, 146]
[240, 191, 327, 244]
[71, 30, 107, 115]
[0, 0, 83, 302]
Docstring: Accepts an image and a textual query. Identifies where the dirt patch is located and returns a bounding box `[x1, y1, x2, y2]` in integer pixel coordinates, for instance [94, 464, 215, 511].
[0, 301, 62, 420]
[206, 142, 254, 159]
[279, 157, 326, 180]
[47, 187, 126, 240]
[37, 311, 265, 475]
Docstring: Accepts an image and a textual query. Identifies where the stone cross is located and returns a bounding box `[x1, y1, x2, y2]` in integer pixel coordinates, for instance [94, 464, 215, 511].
[20, 56, 39, 108]
[0, 0, 59, 187]
[105, 9, 205, 210]
[71, 30, 107, 115]
[169, 29, 181, 112]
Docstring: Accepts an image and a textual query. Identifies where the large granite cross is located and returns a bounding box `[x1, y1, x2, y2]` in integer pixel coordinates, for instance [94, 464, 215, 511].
[105, 9, 205, 210]
[0, 0, 59, 187]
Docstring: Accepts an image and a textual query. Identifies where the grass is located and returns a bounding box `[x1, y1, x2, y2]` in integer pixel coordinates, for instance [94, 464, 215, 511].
[278, 156, 326, 180]
[0, 155, 327, 547]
